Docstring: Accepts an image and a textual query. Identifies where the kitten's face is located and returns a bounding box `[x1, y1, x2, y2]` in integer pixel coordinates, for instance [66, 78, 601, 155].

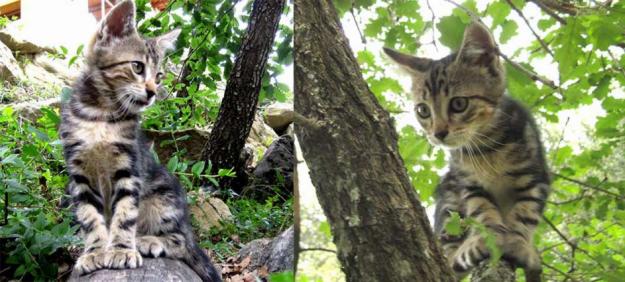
[385, 22, 506, 149]
[87, 0, 180, 114]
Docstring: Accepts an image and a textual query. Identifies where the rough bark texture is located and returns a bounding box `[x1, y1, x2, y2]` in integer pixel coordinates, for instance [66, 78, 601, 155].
[68, 258, 201, 282]
[471, 260, 516, 282]
[201, 0, 285, 189]
[293, 1, 456, 281]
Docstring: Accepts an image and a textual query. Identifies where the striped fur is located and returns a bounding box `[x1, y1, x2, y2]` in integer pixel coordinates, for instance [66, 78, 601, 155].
[60, 1, 220, 281]
[385, 22, 550, 278]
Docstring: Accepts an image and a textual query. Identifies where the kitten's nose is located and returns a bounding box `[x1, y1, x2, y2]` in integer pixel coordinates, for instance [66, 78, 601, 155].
[146, 89, 156, 100]
[434, 130, 449, 141]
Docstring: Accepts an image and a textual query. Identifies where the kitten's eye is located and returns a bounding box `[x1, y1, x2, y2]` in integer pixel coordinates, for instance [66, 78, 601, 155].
[155, 72, 164, 84]
[450, 97, 468, 113]
[416, 103, 431, 119]
[131, 61, 145, 75]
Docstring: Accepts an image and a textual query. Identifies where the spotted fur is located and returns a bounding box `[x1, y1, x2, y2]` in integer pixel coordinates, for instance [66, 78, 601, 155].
[60, 1, 220, 281]
[385, 22, 550, 279]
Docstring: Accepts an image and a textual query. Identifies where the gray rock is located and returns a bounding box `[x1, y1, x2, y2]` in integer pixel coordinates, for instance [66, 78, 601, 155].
[238, 226, 294, 273]
[189, 196, 233, 231]
[0, 40, 23, 83]
[6, 97, 60, 120]
[68, 258, 202, 282]
[264, 102, 294, 135]
[0, 27, 57, 54]
[252, 135, 294, 193]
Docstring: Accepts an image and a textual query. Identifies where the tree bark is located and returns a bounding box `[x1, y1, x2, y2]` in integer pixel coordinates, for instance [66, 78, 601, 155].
[293, 1, 456, 281]
[201, 0, 285, 189]
[471, 261, 516, 282]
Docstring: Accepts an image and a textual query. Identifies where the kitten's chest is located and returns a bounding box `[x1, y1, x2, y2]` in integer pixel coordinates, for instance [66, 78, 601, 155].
[458, 152, 521, 212]
[73, 121, 126, 145]
[70, 120, 135, 181]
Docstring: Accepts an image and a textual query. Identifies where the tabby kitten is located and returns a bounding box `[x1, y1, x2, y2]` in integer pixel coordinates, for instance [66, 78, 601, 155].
[60, 1, 221, 281]
[385, 22, 550, 278]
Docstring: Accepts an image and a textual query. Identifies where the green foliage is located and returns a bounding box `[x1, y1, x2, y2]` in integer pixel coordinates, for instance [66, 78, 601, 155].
[197, 196, 293, 260]
[0, 107, 77, 280]
[345, 0, 625, 280]
[134, 0, 292, 131]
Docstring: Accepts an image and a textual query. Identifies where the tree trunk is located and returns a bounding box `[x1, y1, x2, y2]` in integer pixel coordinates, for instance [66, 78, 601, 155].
[201, 0, 285, 189]
[293, 1, 456, 281]
[471, 261, 516, 282]
[68, 258, 201, 282]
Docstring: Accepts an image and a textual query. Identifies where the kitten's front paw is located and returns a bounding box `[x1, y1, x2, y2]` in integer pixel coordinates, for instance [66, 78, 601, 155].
[74, 250, 106, 275]
[451, 235, 490, 272]
[104, 248, 143, 269]
[137, 236, 166, 258]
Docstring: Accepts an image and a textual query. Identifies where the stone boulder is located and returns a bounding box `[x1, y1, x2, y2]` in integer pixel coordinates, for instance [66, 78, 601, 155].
[68, 258, 202, 282]
[0, 40, 23, 83]
[236, 226, 294, 273]
[0, 27, 57, 55]
[189, 196, 233, 231]
[6, 97, 60, 121]
[263, 102, 293, 135]
[251, 135, 294, 197]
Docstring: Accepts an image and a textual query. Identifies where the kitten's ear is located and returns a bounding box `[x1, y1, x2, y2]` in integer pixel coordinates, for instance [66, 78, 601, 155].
[97, 0, 137, 43]
[456, 22, 498, 67]
[383, 47, 432, 73]
[156, 29, 181, 53]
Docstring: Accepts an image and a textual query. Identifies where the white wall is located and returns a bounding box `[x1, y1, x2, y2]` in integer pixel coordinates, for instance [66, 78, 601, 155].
[18, 0, 97, 50]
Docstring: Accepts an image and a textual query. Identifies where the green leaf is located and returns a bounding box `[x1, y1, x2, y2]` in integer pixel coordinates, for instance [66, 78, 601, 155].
[167, 155, 179, 172]
[500, 20, 518, 44]
[487, 1, 511, 27]
[268, 271, 294, 282]
[445, 212, 463, 236]
[191, 161, 206, 178]
[437, 15, 466, 50]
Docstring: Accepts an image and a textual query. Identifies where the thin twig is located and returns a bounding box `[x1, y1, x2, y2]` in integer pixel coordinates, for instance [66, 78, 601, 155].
[553, 173, 623, 199]
[529, 0, 578, 15]
[425, 0, 438, 51]
[550, 116, 570, 164]
[350, 7, 366, 44]
[542, 262, 580, 282]
[499, 50, 558, 89]
[607, 49, 625, 80]
[542, 216, 606, 269]
[299, 247, 337, 253]
[528, 0, 567, 24]
[443, 0, 479, 19]
[505, 0, 555, 58]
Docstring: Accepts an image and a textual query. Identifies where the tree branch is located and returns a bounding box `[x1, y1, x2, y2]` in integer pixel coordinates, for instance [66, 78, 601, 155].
[505, 0, 555, 58]
[498, 50, 558, 89]
[528, 0, 567, 24]
[528, 0, 578, 15]
[552, 173, 623, 199]
[299, 247, 337, 253]
[426, 0, 439, 51]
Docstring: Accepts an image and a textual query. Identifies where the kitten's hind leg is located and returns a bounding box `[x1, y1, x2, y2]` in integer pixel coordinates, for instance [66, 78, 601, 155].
[138, 175, 222, 281]
[503, 182, 549, 274]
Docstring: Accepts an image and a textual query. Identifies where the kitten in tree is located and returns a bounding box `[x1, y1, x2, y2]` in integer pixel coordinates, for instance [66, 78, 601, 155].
[60, 1, 221, 281]
[385, 22, 550, 279]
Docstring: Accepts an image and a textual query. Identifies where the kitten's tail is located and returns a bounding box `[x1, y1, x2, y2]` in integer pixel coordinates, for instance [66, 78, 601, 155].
[183, 242, 222, 282]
